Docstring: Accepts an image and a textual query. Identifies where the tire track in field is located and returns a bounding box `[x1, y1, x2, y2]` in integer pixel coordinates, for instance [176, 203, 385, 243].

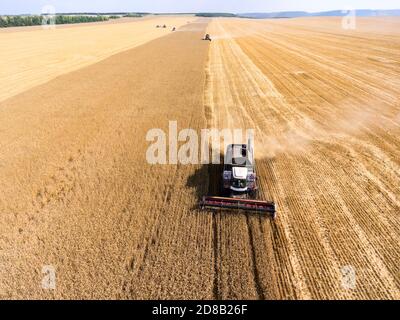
[244, 214, 266, 300]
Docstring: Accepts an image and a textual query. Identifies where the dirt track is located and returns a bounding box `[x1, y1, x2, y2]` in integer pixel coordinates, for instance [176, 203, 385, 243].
[0, 17, 399, 299]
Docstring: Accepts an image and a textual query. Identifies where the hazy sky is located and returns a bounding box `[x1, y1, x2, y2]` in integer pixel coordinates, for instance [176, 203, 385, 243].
[1, 0, 399, 15]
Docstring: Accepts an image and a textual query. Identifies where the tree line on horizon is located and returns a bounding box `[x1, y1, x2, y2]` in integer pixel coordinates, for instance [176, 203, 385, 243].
[0, 15, 109, 28]
[0, 14, 134, 28]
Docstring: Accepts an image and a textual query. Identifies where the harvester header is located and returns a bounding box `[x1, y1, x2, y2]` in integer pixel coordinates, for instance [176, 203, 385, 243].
[200, 196, 276, 218]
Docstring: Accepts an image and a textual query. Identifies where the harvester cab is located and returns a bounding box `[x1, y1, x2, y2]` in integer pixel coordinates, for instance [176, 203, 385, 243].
[223, 142, 256, 197]
[200, 140, 276, 219]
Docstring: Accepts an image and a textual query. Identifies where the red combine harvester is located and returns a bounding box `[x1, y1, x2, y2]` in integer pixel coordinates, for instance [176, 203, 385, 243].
[200, 140, 276, 219]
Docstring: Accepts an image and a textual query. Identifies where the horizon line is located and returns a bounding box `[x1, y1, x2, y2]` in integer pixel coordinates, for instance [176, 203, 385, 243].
[1, 8, 400, 16]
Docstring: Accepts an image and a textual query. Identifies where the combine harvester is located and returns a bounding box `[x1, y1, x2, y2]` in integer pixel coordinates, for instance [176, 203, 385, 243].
[200, 140, 276, 219]
[203, 34, 212, 41]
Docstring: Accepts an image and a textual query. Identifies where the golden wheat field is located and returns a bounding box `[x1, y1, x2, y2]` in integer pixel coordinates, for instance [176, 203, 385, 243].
[0, 15, 196, 102]
[0, 16, 399, 299]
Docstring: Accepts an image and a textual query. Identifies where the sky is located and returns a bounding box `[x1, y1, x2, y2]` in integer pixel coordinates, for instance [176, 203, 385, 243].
[0, 0, 399, 15]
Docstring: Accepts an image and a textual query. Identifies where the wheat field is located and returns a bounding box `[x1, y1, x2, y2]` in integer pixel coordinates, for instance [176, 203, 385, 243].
[0, 15, 196, 102]
[0, 17, 399, 299]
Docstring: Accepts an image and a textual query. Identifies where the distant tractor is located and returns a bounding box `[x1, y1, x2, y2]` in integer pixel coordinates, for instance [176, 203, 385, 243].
[200, 140, 276, 218]
[203, 34, 212, 41]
